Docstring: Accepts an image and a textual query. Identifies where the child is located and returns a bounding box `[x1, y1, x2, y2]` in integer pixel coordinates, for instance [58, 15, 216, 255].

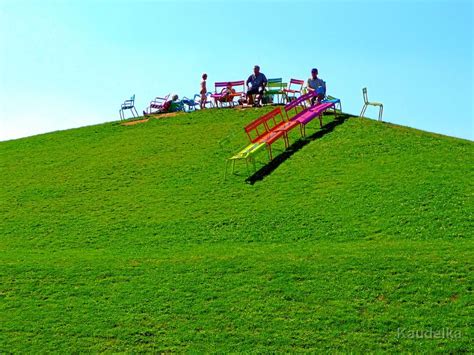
[200, 73, 208, 109]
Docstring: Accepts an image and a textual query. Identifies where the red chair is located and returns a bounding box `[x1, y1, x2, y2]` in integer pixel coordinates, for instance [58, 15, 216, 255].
[283, 79, 304, 103]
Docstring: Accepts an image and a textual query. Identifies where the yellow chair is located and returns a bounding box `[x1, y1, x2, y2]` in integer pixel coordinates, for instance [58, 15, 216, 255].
[360, 87, 383, 121]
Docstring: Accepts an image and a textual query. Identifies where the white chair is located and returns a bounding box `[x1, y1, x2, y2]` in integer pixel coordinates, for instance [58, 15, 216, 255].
[360, 88, 383, 121]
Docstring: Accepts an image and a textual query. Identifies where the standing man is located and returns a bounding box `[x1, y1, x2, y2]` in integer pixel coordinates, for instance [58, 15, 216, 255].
[246, 65, 267, 107]
[307, 68, 326, 105]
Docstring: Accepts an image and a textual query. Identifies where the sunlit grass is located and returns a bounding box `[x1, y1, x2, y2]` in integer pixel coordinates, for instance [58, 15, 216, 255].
[1, 107, 472, 352]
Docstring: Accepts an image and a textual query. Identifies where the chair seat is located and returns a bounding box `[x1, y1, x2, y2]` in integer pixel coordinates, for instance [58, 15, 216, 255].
[274, 120, 300, 133]
[283, 89, 300, 93]
[121, 105, 134, 110]
[294, 111, 317, 125]
[266, 89, 283, 95]
[322, 98, 340, 104]
[257, 129, 286, 145]
[230, 142, 265, 159]
[308, 102, 334, 112]
[294, 103, 334, 125]
[367, 101, 383, 106]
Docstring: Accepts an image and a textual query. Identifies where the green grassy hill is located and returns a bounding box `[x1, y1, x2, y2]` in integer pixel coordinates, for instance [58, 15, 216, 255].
[1, 108, 472, 352]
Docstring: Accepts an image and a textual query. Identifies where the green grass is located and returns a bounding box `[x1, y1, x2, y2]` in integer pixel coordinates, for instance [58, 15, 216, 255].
[1, 107, 473, 352]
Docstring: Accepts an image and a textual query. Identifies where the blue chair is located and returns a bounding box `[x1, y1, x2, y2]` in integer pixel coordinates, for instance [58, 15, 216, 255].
[181, 96, 200, 112]
[119, 95, 138, 120]
[195, 92, 214, 109]
[322, 95, 342, 112]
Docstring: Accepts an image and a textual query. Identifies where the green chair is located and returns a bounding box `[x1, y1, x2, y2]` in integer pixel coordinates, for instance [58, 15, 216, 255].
[265, 78, 286, 104]
[360, 87, 383, 121]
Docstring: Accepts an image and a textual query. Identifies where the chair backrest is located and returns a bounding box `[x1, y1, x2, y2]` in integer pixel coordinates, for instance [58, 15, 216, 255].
[150, 94, 170, 108]
[122, 95, 135, 108]
[362, 87, 368, 104]
[267, 78, 284, 90]
[244, 116, 268, 143]
[283, 91, 316, 121]
[288, 78, 304, 92]
[214, 80, 245, 94]
[262, 107, 285, 131]
[325, 95, 340, 102]
[284, 91, 314, 112]
[244, 107, 285, 143]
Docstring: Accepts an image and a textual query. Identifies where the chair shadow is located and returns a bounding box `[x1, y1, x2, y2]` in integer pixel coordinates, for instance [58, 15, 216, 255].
[245, 113, 353, 184]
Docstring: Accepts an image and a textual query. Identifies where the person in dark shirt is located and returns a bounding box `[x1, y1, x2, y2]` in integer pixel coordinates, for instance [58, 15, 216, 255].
[307, 68, 326, 105]
[246, 65, 267, 106]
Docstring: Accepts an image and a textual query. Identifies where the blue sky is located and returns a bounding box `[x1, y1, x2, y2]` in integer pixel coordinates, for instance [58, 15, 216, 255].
[0, 0, 472, 141]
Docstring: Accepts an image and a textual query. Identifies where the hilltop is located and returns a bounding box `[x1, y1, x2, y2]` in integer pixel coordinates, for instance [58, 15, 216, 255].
[1, 107, 472, 352]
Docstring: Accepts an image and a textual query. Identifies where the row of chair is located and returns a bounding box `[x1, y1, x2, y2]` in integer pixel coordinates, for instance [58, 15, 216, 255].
[224, 92, 341, 178]
[208, 78, 307, 108]
[120, 86, 382, 122]
[119, 77, 311, 119]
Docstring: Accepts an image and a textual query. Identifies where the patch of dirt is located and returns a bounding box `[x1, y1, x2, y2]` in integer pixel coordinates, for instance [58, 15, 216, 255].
[235, 104, 264, 110]
[153, 112, 184, 119]
[121, 118, 149, 126]
[120, 112, 185, 126]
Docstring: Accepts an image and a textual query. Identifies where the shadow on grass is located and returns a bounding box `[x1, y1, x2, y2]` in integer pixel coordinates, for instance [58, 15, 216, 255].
[246, 113, 353, 185]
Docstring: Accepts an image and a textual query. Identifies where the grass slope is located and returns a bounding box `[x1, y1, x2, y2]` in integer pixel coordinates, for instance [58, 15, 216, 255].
[1, 108, 473, 352]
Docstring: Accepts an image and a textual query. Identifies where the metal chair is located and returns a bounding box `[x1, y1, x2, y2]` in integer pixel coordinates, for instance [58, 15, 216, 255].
[360, 88, 383, 121]
[181, 96, 200, 112]
[119, 94, 138, 120]
[283, 78, 304, 103]
[265, 78, 285, 104]
[144, 94, 170, 115]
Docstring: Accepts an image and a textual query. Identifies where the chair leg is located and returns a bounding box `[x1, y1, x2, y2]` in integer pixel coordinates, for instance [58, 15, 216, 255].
[267, 145, 273, 161]
[119, 109, 122, 120]
[379, 105, 383, 121]
[224, 160, 229, 181]
[360, 104, 367, 118]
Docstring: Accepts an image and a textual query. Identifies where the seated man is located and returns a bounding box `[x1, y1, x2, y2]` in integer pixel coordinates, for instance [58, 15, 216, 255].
[246, 65, 267, 107]
[307, 68, 326, 105]
[214, 82, 236, 106]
